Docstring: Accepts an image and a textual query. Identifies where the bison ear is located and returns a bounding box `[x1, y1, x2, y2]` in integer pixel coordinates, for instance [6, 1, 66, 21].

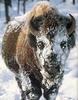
[30, 16, 44, 31]
[66, 14, 76, 35]
[28, 33, 37, 48]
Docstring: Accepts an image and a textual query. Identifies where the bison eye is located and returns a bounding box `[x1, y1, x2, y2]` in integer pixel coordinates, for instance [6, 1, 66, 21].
[37, 41, 44, 50]
[60, 41, 67, 49]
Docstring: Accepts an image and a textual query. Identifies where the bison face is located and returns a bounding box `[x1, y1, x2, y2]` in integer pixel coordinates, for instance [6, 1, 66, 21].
[36, 25, 75, 78]
[33, 14, 76, 82]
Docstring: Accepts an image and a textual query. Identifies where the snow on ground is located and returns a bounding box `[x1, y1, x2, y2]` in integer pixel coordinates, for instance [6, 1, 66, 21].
[0, 0, 78, 100]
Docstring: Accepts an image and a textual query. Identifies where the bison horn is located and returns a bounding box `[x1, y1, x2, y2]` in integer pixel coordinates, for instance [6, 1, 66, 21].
[66, 14, 76, 34]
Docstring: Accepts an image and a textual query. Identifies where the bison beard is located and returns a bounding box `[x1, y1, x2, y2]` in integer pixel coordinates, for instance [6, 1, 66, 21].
[2, 1, 76, 100]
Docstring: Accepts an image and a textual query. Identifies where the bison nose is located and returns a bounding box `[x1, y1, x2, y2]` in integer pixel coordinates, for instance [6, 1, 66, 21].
[48, 53, 57, 62]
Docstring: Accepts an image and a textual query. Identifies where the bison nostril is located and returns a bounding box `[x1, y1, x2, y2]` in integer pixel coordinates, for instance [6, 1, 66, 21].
[48, 53, 57, 62]
[51, 53, 57, 58]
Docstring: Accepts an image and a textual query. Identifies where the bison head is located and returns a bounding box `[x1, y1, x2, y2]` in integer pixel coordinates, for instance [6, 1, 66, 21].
[28, 1, 76, 88]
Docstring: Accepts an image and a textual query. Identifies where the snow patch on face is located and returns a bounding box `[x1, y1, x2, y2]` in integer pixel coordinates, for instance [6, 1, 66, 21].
[36, 35, 53, 88]
[53, 26, 69, 66]
[36, 35, 52, 67]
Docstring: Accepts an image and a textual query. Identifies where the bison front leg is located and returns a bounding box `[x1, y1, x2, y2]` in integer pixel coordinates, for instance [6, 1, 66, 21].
[15, 76, 27, 100]
[43, 74, 63, 100]
[43, 83, 59, 100]
[28, 74, 42, 100]
[15, 72, 42, 100]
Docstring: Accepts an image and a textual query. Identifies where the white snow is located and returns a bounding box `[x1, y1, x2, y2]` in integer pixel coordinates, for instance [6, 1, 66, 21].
[0, 0, 78, 100]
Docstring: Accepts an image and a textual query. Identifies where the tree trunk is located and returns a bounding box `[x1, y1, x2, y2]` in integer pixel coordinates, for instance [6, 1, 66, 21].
[4, 0, 11, 23]
[17, 0, 20, 14]
[72, 0, 75, 4]
[23, 0, 26, 14]
[63, 0, 66, 2]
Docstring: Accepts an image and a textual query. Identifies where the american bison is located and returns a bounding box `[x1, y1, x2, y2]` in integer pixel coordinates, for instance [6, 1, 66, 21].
[2, 1, 76, 100]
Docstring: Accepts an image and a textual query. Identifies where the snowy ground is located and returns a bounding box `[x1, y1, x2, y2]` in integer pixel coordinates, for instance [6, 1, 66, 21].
[0, 0, 78, 100]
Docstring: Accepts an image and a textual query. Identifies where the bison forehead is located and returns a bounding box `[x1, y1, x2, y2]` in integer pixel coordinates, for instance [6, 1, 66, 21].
[32, 1, 58, 17]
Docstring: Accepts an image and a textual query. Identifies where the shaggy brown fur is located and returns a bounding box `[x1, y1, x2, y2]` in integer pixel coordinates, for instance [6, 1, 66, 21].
[2, 1, 76, 100]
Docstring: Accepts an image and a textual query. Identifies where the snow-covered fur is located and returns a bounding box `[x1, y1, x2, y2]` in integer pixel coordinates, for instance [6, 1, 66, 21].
[2, 1, 76, 100]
